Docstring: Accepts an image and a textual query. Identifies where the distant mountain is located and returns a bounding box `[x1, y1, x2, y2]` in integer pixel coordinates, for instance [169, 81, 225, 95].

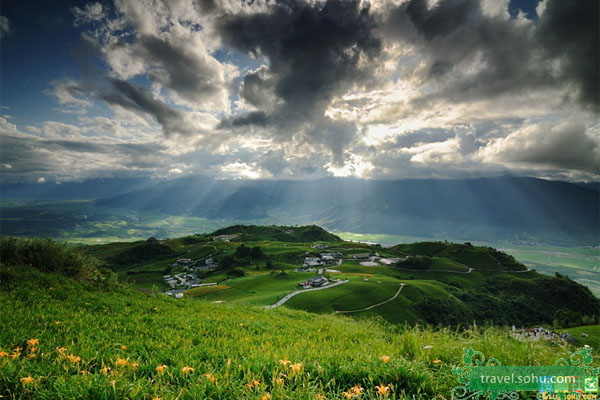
[4, 176, 598, 245]
[0, 177, 154, 200]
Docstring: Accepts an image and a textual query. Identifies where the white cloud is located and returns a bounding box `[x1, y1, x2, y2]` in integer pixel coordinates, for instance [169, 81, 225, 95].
[479, 118, 599, 171]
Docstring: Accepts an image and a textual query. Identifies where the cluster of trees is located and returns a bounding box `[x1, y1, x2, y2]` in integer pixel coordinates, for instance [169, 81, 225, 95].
[218, 244, 270, 274]
[413, 274, 599, 327]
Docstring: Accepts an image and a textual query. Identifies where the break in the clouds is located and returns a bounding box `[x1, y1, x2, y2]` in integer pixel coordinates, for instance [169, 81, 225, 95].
[0, 0, 598, 182]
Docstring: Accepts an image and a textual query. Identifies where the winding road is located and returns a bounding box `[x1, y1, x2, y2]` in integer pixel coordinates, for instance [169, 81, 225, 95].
[265, 280, 348, 309]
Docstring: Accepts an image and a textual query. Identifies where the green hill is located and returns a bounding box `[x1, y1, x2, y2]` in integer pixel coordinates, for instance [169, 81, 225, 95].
[1, 255, 595, 399]
[75, 227, 600, 328]
[210, 224, 342, 243]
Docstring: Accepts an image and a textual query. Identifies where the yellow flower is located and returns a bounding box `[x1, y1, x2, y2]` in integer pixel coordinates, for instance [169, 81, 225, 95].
[204, 373, 217, 383]
[261, 394, 271, 400]
[341, 391, 354, 399]
[109, 380, 116, 387]
[279, 359, 291, 367]
[239, 323, 244, 327]
[379, 355, 391, 363]
[27, 353, 36, 359]
[120, 345, 127, 350]
[181, 366, 194, 374]
[130, 362, 139, 369]
[247, 379, 261, 388]
[290, 363, 303, 373]
[274, 377, 285, 385]
[100, 367, 111, 375]
[432, 359, 442, 364]
[13, 347, 22, 352]
[152, 397, 162, 400]
[80, 370, 90, 375]
[115, 358, 128, 367]
[315, 395, 326, 400]
[67, 354, 81, 363]
[54, 321, 62, 325]
[375, 385, 390, 395]
[351, 385, 364, 395]
[0, 351, 7, 357]
[29, 347, 38, 353]
[20, 376, 34, 385]
[9, 353, 20, 359]
[155, 364, 168, 373]
[57, 347, 67, 353]
[27, 339, 39, 346]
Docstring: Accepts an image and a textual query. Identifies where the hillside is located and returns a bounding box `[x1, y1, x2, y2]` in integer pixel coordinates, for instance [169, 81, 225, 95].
[210, 224, 342, 243]
[78, 227, 600, 328]
[0, 259, 594, 399]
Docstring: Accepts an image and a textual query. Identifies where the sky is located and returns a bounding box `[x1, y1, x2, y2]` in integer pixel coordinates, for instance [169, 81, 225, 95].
[0, 0, 598, 183]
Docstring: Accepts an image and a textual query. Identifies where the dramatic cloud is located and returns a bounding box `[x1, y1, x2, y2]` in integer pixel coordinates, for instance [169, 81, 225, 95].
[480, 119, 600, 171]
[1, 0, 598, 182]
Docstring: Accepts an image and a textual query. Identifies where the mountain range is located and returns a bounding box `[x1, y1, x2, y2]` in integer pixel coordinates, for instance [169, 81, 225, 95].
[2, 176, 598, 245]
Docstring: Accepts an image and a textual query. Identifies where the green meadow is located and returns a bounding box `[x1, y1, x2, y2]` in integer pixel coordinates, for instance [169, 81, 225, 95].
[1, 229, 599, 399]
[1, 263, 597, 400]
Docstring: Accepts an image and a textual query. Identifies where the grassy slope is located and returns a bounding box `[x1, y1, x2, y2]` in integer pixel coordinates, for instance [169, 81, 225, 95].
[1, 265, 593, 400]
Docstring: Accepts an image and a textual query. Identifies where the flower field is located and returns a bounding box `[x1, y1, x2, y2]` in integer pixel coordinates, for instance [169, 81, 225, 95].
[0, 263, 587, 399]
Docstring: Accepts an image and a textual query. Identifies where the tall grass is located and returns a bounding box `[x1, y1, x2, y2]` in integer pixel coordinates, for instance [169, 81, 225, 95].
[1, 264, 591, 399]
[0, 236, 115, 285]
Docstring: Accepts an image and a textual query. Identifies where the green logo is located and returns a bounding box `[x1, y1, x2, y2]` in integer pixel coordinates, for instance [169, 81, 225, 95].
[452, 347, 599, 400]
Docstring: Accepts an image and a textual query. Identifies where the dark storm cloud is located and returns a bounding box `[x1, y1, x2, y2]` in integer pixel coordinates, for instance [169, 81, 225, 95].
[536, 0, 599, 107]
[406, 0, 477, 40]
[218, 0, 381, 125]
[99, 78, 188, 136]
[137, 34, 224, 105]
[239, 67, 277, 109]
[218, 111, 270, 128]
[387, 0, 598, 107]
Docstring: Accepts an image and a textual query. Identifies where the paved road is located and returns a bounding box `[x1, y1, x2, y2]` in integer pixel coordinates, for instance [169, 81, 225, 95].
[335, 283, 406, 314]
[265, 280, 348, 309]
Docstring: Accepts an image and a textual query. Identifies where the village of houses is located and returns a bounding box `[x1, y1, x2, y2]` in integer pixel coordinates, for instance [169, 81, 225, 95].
[164, 241, 402, 298]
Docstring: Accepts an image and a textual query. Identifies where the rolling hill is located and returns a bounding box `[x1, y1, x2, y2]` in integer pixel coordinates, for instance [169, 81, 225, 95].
[74, 225, 600, 328]
[1, 235, 597, 399]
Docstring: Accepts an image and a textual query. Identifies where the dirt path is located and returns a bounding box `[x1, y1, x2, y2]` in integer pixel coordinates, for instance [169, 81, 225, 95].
[265, 280, 349, 309]
[335, 283, 406, 314]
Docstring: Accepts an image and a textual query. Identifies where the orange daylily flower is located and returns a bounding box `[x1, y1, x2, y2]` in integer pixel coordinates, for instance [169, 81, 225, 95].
[20, 376, 34, 385]
[0, 351, 8, 357]
[375, 385, 391, 395]
[274, 377, 285, 385]
[181, 366, 194, 374]
[204, 373, 217, 383]
[27, 339, 39, 346]
[261, 394, 271, 400]
[432, 359, 442, 364]
[351, 385, 364, 395]
[115, 358, 128, 367]
[155, 364, 168, 373]
[67, 354, 81, 363]
[379, 355, 391, 363]
[279, 359, 291, 367]
[290, 363, 303, 373]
